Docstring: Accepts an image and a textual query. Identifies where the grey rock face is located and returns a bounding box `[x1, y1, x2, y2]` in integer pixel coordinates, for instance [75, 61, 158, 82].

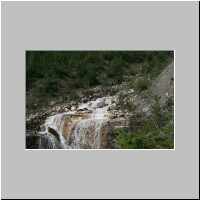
[150, 62, 174, 105]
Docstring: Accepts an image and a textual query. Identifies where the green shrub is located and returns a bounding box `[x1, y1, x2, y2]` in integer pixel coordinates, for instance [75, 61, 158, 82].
[135, 77, 149, 92]
[115, 128, 133, 149]
[114, 99, 174, 149]
[26, 51, 173, 110]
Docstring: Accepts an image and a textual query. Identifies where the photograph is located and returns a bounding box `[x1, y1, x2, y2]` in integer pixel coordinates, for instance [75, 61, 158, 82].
[26, 51, 174, 149]
[2, 1, 199, 199]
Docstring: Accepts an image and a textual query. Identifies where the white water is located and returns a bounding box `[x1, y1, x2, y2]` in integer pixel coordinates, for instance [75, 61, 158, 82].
[40, 96, 113, 149]
[38, 133, 58, 149]
[40, 113, 69, 148]
[71, 118, 106, 149]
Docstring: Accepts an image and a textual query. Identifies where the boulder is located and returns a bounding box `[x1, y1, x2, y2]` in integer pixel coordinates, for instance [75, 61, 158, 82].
[64, 107, 69, 112]
[48, 127, 60, 142]
[77, 107, 89, 112]
[71, 106, 76, 111]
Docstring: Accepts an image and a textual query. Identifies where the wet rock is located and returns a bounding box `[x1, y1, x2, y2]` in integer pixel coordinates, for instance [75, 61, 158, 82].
[65, 104, 71, 110]
[40, 124, 46, 131]
[118, 113, 125, 118]
[127, 89, 134, 94]
[107, 107, 112, 111]
[110, 114, 118, 119]
[71, 106, 76, 111]
[77, 107, 89, 112]
[64, 107, 69, 112]
[96, 100, 107, 108]
[82, 97, 88, 103]
[56, 106, 61, 112]
[48, 127, 60, 142]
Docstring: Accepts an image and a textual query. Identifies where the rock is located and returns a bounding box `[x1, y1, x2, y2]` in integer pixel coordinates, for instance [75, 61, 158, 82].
[100, 122, 113, 148]
[89, 95, 93, 101]
[82, 97, 88, 103]
[108, 107, 111, 111]
[56, 106, 61, 112]
[48, 127, 60, 142]
[71, 106, 76, 111]
[77, 107, 89, 112]
[142, 106, 150, 113]
[64, 107, 69, 112]
[109, 118, 129, 128]
[150, 62, 174, 105]
[40, 124, 46, 131]
[118, 113, 125, 118]
[64, 104, 71, 109]
[49, 101, 56, 106]
[96, 100, 106, 108]
[127, 89, 134, 94]
[110, 114, 118, 119]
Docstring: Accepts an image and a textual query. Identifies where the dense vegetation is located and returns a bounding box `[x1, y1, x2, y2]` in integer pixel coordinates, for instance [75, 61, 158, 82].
[26, 51, 173, 111]
[114, 96, 174, 149]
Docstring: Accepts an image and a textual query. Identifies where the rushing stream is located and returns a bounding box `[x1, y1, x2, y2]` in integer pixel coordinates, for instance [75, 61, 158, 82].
[39, 96, 113, 149]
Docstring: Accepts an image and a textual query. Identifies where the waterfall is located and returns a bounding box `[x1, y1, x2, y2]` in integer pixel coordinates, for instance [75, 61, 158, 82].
[69, 96, 112, 148]
[71, 118, 107, 149]
[39, 96, 113, 149]
[38, 133, 58, 149]
[40, 113, 69, 148]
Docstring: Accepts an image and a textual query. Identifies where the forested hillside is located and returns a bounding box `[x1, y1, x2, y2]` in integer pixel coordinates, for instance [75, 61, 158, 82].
[26, 51, 173, 111]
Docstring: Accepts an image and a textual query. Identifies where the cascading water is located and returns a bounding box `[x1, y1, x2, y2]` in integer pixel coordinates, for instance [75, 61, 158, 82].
[39, 96, 113, 149]
[39, 113, 69, 148]
[38, 134, 58, 149]
[70, 96, 112, 148]
[71, 118, 106, 149]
